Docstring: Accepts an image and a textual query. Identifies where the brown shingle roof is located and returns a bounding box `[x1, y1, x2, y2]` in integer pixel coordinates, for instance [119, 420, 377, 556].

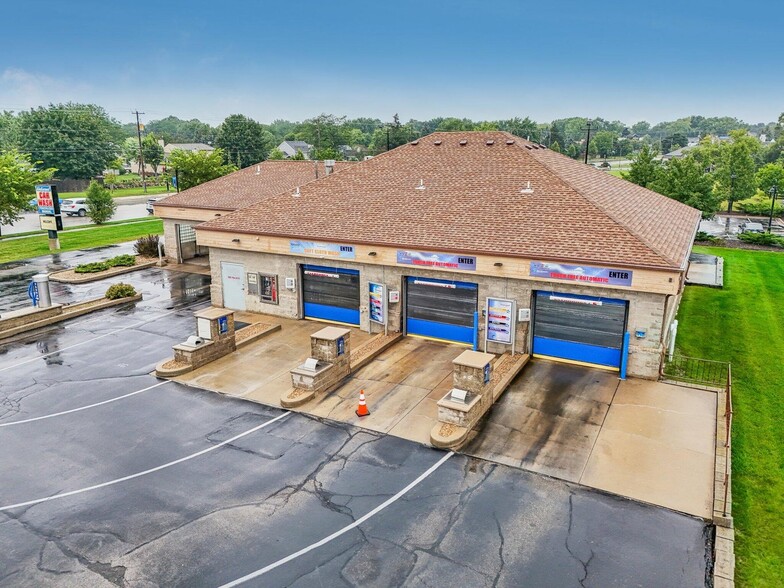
[155, 160, 354, 211]
[198, 132, 701, 270]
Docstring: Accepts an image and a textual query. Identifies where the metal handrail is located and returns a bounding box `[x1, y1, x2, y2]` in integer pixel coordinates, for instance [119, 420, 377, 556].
[723, 363, 733, 517]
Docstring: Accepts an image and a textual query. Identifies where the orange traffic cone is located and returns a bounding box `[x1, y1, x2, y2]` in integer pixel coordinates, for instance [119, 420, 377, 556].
[355, 389, 370, 417]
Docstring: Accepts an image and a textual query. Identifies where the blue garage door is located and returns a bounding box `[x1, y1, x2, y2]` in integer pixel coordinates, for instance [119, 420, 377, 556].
[532, 291, 627, 369]
[406, 277, 477, 345]
[302, 265, 360, 326]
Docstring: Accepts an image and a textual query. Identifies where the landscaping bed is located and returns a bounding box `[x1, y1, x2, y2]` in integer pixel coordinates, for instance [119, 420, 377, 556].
[50, 255, 160, 283]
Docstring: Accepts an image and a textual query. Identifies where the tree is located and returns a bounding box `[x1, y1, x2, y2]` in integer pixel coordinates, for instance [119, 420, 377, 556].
[756, 163, 784, 194]
[290, 150, 306, 160]
[370, 114, 411, 153]
[631, 121, 651, 136]
[267, 147, 285, 160]
[715, 129, 758, 211]
[435, 117, 475, 132]
[215, 114, 274, 168]
[650, 156, 720, 218]
[17, 103, 123, 178]
[312, 147, 342, 161]
[122, 137, 140, 172]
[550, 141, 562, 153]
[0, 111, 19, 151]
[498, 117, 539, 141]
[145, 116, 216, 144]
[168, 148, 236, 190]
[623, 144, 661, 188]
[142, 134, 164, 175]
[296, 114, 348, 152]
[593, 131, 615, 158]
[0, 150, 56, 229]
[85, 181, 116, 224]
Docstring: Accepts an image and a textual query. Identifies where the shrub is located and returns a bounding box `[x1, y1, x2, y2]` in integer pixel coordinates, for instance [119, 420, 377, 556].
[738, 232, 784, 247]
[74, 261, 110, 273]
[107, 254, 136, 267]
[736, 192, 784, 216]
[85, 180, 117, 224]
[74, 254, 136, 273]
[134, 234, 162, 257]
[695, 231, 721, 243]
[105, 283, 137, 299]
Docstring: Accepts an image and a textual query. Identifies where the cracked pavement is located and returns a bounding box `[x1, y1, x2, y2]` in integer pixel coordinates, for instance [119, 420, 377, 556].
[0, 254, 710, 587]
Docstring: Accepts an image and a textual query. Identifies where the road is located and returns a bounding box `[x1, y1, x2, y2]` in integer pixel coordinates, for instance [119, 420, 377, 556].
[0, 250, 711, 587]
[0, 194, 167, 236]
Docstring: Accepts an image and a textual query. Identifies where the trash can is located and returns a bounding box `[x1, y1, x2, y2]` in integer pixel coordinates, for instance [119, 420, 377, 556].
[32, 273, 52, 308]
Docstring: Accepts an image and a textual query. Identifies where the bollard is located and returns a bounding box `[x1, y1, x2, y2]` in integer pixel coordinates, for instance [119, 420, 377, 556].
[32, 274, 52, 308]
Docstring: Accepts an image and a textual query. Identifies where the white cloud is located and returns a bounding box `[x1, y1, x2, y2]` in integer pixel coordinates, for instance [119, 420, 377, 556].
[0, 68, 94, 111]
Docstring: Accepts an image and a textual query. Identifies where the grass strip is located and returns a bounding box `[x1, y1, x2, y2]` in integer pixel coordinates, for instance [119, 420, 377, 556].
[0, 219, 162, 264]
[676, 246, 784, 586]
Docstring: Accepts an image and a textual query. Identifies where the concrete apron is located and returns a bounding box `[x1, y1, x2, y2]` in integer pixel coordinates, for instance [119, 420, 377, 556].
[171, 316, 458, 445]
[461, 359, 717, 519]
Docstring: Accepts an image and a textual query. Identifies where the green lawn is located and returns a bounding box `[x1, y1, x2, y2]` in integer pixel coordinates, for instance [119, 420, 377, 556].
[61, 185, 169, 198]
[0, 217, 154, 240]
[676, 246, 784, 586]
[0, 218, 162, 264]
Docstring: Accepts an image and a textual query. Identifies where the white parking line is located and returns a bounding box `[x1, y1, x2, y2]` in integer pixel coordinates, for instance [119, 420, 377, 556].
[0, 411, 290, 512]
[0, 380, 171, 428]
[218, 450, 454, 588]
[0, 300, 209, 373]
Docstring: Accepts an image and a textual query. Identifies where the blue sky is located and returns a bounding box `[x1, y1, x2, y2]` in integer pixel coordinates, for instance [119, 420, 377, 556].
[1, 1, 781, 126]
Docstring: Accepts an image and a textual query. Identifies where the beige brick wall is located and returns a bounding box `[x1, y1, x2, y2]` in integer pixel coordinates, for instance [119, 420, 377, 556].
[162, 218, 205, 263]
[207, 248, 670, 378]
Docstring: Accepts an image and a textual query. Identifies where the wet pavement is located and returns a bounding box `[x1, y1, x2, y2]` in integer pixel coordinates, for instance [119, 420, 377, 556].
[0, 249, 712, 587]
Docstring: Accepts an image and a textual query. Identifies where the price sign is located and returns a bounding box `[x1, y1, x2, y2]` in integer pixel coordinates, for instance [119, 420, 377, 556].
[486, 297, 515, 345]
[369, 282, 386, 325]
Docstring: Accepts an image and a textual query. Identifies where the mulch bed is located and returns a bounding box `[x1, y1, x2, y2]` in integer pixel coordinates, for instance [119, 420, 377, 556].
[50, 256, 159, 283]
[695, 239, 783, 252]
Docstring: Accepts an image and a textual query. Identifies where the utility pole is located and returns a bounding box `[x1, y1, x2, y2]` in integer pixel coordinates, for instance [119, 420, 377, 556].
[583, 120, 592, 164]
[386, 126, 391, 151]
[133, 111, 147, 194]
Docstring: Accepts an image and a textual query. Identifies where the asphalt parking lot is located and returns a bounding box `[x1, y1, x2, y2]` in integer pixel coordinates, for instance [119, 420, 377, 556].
[0, 251, 711, 587]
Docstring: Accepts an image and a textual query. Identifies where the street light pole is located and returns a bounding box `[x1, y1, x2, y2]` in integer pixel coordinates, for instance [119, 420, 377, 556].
[768, 183, 779, 233]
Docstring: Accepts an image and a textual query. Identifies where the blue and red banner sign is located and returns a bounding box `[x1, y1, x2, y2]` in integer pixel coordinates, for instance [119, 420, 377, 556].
[290, 240, 355, 259]
[35, 184, 55, 215]
[396, 250, 476, 271]
[530, 261, 633, 287]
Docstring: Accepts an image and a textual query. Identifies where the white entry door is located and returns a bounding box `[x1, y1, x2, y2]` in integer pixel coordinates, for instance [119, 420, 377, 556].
[221, 262, 246, 310]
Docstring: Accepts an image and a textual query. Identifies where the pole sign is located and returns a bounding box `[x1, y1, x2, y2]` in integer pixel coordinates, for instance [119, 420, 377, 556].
[485, 297, 515, 344]
[530, 261, 633, 287]
[35, 184, 58, 215]
[39, 216, 63, 231]
[396, 250, 476, 271]
[368, 281, 387, 325]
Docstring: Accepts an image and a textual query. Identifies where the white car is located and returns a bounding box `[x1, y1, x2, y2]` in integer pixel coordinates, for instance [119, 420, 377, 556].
[739, 221, 764, 234]
[61, 198, 88, 217]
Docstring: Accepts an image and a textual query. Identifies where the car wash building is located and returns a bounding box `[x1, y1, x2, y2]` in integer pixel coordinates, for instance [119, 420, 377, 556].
[195, 131, 701, 379]
[154, 160, 352, 263]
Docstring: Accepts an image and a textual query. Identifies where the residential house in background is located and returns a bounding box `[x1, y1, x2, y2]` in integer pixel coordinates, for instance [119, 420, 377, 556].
[278, 140, 313, 159]
[162, 142, 215, 158]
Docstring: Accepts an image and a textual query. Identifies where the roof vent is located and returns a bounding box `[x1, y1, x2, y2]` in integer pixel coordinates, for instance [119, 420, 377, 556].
[505, 139, 515, 145]
[524, 145, 533, 150]
[486, 140, 495, 145]
[293, 186, 301, 197]
[410, 140, 419, 145]
[459, 139, 467, 146]
[255, 165, 261, 175]
[415, 179, 426, 191]
[434, 140, 442, 145]
[520, 181, 534, 194]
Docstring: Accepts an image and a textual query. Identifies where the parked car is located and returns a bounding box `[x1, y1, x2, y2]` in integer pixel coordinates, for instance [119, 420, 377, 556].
[60, 198, 88, 217]
[739, 221, 764, 234]
[146, 197, 163, 214]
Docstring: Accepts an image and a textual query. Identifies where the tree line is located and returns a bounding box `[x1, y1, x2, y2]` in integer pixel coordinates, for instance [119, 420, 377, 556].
[1, 102, 783, 228]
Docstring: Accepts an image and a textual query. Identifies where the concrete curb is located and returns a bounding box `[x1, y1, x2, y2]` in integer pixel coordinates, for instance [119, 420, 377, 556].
[50, 258, 160, 284]
[0, 293, 142, 341]
[712, 382, 735, 586]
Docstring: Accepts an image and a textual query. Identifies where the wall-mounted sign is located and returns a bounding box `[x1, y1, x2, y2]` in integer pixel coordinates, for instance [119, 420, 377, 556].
[486, 297, 515, 344]
[35, 184, 57, 215]
[39, 215, 63, 231]
[290, 240, 355, 259]
[368, 281, 387, 325]
[530, 261, 633, 287]
[396, 250, 476, 271]
[337, 336, 345, 356]
[483, 363, 491, 384]
[246, 272, 259, 296]
[259, 274, 278, 304]
[218, 316, 229, 335]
